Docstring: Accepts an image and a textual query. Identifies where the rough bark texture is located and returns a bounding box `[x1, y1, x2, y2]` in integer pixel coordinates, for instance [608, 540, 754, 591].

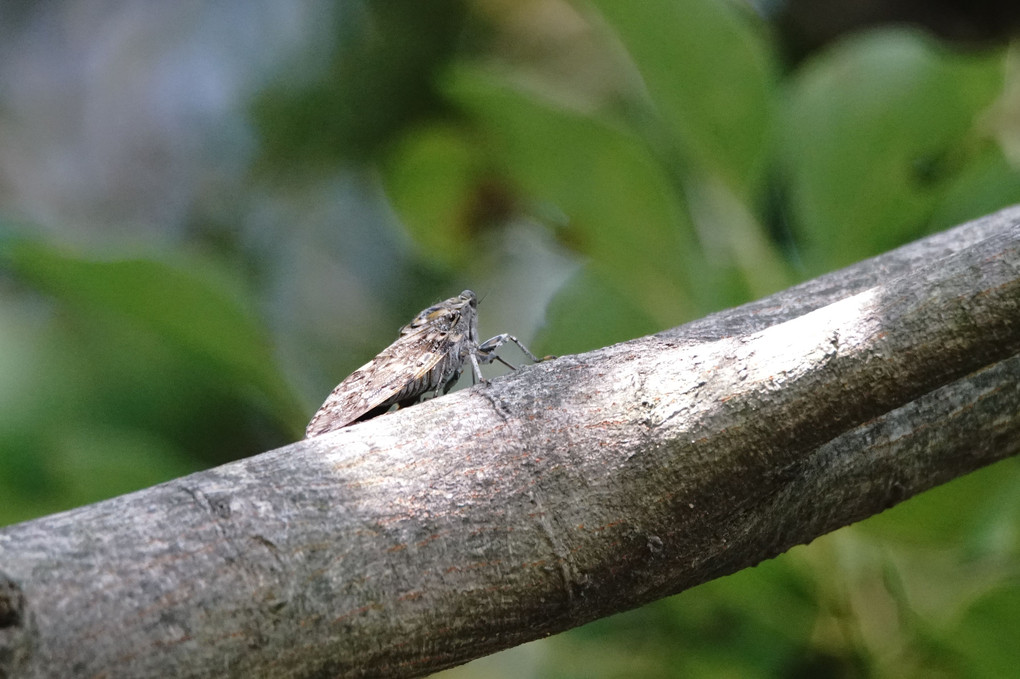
[2, 206, 1020, 679]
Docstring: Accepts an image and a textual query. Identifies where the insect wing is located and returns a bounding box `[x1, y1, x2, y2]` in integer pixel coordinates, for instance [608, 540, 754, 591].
[305, 290, 480, 437]
[305, 326, 449, 436]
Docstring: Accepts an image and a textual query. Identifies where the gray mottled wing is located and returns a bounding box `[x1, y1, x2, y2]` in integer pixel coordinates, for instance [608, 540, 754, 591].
[305, 325, 454, 437]
[305, 290, 479, 437]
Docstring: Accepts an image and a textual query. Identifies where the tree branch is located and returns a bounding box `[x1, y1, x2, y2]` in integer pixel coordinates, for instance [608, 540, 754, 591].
[2, 206, 1019, 678]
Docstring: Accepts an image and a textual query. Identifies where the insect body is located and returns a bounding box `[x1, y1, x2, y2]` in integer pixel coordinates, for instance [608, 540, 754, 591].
[306, 290, 541, 437]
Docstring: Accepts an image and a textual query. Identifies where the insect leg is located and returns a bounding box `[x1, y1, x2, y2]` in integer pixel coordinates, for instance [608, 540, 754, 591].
[477, 333, 542, 364]
[490, 354, 518, 370]
[467, 347, 487, 385]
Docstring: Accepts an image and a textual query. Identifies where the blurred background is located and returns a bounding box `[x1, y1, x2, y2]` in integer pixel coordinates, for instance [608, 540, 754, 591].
[2, 0, 1019, 676]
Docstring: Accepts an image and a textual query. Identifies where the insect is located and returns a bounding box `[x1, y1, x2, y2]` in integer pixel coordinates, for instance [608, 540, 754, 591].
[306, 289, 542, 437]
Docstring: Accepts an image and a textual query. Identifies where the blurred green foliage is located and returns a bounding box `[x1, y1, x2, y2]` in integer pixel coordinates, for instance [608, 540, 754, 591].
[0, 232, 306, 523]
[2, 0, 1020, 677]
[782, 29, 1017, 272]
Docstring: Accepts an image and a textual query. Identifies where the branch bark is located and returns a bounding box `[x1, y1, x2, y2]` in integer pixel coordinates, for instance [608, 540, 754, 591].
[3, 206, 1020, 679]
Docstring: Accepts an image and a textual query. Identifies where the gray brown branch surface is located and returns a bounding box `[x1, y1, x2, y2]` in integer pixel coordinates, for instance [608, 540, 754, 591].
[2, 206, 1020, 679]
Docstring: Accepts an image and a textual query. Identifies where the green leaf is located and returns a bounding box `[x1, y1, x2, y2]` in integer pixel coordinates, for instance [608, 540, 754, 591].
[930, 145, 1020, 231]
[783, 29, 1006, 272]
[444, 65, 698, 326]
[533, 266, 659, 356]
[591, 0, 777, 196]
[381, 122, 484, 269]
[950, 584, 1020, 679]
[2, 236, 304, 431]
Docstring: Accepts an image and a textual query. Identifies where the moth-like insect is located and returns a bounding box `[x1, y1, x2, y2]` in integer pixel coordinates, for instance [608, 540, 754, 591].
[306, 289, 541, 437]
